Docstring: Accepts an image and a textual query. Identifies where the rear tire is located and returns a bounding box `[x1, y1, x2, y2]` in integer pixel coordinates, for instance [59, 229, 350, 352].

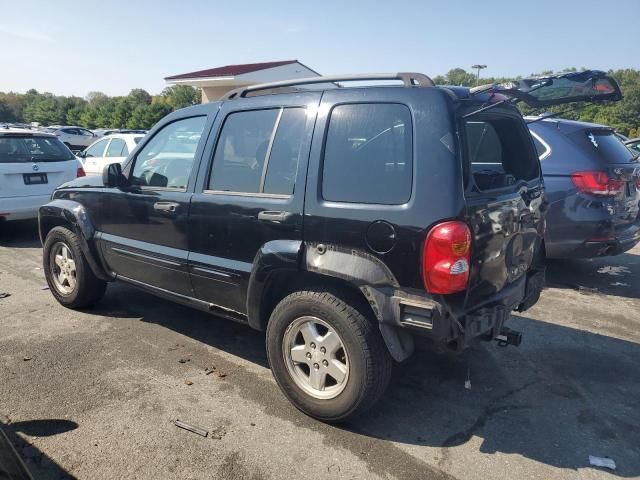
[266, 287, 392, 423]
[43, 226, 106, 308]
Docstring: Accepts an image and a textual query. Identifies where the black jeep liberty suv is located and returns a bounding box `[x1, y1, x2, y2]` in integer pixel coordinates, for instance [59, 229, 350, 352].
[39, 71, 622, 422]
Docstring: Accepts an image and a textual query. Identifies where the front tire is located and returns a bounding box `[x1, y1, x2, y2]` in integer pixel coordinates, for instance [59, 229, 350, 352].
[266, 288, 392, 423]
[43, 226, 106, 308]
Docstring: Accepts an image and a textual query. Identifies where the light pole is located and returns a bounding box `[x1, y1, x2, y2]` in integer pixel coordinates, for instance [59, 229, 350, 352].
[471, 64, 487, 85]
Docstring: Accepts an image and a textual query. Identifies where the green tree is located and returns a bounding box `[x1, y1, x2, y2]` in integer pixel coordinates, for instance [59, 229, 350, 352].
[127, 89, 152, 106]
[161, 85, 201, 109]
[0, 99, 17, 122]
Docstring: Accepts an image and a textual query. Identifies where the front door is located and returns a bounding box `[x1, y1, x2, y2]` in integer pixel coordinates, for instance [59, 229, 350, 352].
[188, 92, 321, 314]
[96, 114, 210, 295]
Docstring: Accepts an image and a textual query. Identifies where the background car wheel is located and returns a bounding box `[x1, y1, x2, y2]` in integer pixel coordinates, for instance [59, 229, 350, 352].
[266, 287, 392, 423]
[43, 226, 106, 309]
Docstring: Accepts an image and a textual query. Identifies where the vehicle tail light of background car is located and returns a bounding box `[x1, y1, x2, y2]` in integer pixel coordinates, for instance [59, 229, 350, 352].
[422, 221, 471, 294]
[77, 166, 86, 177]
[570, 171, 623, 196]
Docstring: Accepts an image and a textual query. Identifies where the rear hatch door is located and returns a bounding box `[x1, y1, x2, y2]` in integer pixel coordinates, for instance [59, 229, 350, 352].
[470, 70, 622, 108]
[461, 108, 545, 307]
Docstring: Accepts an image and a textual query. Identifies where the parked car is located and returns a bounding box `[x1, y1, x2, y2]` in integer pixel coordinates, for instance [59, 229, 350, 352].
[45, 126, 98, 151]
[529, 118, 640, 258]
[79, 134, 144, 176]
[93, 128, 121, 137]
[0, 127, 84, 222]
[39, 70, 620, 422]
[625, 137, 640, 154]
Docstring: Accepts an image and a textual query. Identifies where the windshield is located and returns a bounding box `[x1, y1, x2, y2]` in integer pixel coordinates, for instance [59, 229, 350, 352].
[570, 130, 638, 164]
[0, 135, 75, 163]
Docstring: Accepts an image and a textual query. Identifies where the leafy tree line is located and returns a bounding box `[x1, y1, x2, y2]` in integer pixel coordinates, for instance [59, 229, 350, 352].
[1, 68, 638, 136]
[433, 67, 640, 137]
[0, 85, 201, 130]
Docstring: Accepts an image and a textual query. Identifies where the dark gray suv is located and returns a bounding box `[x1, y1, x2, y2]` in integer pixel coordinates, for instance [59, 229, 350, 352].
[529, 118, 640, 258]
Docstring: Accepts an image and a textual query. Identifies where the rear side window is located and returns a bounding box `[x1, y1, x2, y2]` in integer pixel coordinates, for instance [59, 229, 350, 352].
[0, 136, 74, 163]
[466, 117, 540, 191]
[530, 132, 550, 160]
[570, 130, 636, 164]
[105, 138, 126, 157]
[208, 108, 306, 196]
[322, 103, 413, 205]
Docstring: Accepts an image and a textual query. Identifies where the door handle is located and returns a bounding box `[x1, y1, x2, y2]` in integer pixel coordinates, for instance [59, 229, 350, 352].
[153, 201, 180, 215]
[257, 210, 292, 223]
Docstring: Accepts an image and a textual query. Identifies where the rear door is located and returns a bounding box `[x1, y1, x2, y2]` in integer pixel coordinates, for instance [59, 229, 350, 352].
[188, 92, 320, 314]
[0, 134, 77, 199]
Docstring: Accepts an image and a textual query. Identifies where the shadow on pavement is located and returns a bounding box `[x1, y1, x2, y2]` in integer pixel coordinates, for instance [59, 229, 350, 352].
[95, 283, 640, 477]
[0, 419, 78, 480]
[0, 220, 41, 249]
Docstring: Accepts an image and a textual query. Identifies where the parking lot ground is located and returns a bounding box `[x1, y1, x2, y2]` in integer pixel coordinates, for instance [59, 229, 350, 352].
[1, 220, 639, 480]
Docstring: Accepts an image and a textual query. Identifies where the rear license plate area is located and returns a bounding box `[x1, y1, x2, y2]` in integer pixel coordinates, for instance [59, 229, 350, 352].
[23, 173, 48, 185]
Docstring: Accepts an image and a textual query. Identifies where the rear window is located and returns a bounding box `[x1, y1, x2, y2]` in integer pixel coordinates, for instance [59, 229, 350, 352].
[466, 116, 540, 191]
[322, 103, 413, 205]
[571, 130, 637, 164]
[0, 136, 75, 163]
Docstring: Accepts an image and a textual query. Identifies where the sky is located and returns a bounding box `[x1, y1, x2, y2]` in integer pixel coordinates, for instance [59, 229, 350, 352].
[2, 0, 639, 97]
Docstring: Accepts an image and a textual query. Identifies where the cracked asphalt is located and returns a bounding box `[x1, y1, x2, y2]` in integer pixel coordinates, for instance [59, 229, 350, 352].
[1, 219, 639, 479]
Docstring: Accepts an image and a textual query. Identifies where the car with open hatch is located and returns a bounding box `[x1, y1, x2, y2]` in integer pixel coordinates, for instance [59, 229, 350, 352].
[38, 70, 621, 422]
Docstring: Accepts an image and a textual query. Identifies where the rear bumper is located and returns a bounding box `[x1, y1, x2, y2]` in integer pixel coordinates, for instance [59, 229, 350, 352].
[547, 221, 640, 258]
[372, 269, 544, 357]
[0, 194, 52, 221]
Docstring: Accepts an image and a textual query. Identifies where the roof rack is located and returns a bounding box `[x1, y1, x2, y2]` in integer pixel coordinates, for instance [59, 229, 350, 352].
[222, 72, 435, 100]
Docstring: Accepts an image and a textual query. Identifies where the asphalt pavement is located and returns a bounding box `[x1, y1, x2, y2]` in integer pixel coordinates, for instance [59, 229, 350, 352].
[1, 220, 638, 479]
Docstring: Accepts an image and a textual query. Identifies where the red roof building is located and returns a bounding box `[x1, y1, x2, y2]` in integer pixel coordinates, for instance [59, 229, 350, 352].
[165, 60, 321, 102]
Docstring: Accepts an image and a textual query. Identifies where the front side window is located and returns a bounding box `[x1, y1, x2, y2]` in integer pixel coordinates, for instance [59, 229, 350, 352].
[322, 103, 413, 205]
[105, 138, 126, 157]
[131, 116, 207, 189]
[85, 139, 109, 158]
[208, 108, 306, 195]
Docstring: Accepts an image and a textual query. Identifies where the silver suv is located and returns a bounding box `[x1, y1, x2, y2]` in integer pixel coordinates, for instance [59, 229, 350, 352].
[45, 126, 98, 151]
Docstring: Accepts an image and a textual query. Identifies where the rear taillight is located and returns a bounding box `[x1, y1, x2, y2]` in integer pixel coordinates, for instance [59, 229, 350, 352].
[570, 171, 623, 197]
[77, 167, 86, 177]
[635, 177, 640, 189]
[422, 221, 471, 294]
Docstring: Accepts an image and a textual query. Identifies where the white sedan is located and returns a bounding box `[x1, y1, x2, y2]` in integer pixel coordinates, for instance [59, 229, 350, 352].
[80, 134, 144, 176]
[0, 128, 83, 222]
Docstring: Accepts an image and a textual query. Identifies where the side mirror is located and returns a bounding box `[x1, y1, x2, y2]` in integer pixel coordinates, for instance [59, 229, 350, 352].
[102, 163, 125, 188]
